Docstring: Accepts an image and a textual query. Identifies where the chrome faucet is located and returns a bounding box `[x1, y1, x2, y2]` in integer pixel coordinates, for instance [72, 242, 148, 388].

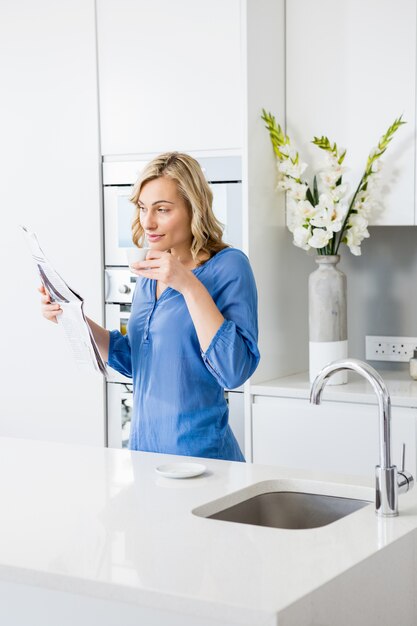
[310, 358, 414, 517]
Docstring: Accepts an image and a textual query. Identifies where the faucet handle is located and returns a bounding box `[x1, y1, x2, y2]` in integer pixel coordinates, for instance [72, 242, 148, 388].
[397, 442, 414, 495]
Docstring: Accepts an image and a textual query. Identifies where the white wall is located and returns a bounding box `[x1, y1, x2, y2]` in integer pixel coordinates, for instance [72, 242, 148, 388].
[0, 1, 105, 445]
[340, 226, 417, 369]
[286, 0, 416, 226]
[243, 0, 311, 384]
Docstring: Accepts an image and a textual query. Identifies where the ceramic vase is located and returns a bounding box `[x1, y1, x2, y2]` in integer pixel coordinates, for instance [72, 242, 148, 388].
[309, 255, 347, 385]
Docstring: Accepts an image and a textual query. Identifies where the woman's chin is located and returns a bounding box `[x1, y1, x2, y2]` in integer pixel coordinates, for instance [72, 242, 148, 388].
[148, 245, 172, 256]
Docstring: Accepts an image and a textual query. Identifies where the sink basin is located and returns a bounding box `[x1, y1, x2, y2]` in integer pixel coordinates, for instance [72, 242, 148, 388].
[196, 489, 371, 530]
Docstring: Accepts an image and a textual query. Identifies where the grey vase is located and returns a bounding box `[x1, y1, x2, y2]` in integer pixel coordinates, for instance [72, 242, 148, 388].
[308, 255, 348, 385]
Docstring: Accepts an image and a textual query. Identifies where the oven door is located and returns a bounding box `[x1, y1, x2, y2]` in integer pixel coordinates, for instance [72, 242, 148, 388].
[107, 382, 133, 448]
[103, 185, 136, 266]
[104, 181, 243, 267]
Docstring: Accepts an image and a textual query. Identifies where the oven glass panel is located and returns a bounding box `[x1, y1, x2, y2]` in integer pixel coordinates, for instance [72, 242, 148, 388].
[118, 195, 136, 247]
[120, 304, 131, 335]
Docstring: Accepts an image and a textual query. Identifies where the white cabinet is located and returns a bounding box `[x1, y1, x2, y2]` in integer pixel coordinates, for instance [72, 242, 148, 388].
[0, 0, 105, 446]
[96, 0, 242, 155]
[252, 395, 417, 477]
[286, 0, 416, 225]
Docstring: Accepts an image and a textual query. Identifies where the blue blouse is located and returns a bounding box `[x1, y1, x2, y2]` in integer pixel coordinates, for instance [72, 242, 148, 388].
[107, 248, 260, 461]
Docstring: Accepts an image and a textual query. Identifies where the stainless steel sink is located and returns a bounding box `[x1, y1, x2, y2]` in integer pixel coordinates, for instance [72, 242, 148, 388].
[206, 491, 371, 530]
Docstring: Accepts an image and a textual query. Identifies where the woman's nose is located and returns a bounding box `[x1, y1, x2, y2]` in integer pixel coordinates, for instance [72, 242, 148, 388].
[141, 210, 157, 229]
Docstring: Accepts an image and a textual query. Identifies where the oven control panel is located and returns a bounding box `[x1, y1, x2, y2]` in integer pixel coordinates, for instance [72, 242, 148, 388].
[105, 268, 137, 303]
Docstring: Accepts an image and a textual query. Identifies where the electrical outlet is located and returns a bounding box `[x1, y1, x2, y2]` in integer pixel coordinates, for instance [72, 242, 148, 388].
[366, 336, 417, 362]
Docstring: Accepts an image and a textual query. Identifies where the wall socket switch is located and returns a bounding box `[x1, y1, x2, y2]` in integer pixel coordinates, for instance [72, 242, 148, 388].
[365, 336, 417, 362]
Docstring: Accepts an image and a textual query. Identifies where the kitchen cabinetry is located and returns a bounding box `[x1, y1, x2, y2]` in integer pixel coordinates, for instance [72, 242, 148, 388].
[0, 0, 105, 446]
[251, 371, 417, 476]
[243, 0, 417, 465]
[252, 396, 417, 476]
[286, 0, 416, 225]
[96, 0, 242, 155]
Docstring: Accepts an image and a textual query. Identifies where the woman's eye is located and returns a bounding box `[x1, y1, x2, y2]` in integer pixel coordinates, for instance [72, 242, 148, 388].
[139, 206, 146, 213]
[157, 207, 168, 213]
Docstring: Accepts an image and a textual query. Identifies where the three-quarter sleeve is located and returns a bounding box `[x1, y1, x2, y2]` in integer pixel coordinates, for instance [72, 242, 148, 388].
[107, 330, 133, 378]
[200, 250, 260, 389]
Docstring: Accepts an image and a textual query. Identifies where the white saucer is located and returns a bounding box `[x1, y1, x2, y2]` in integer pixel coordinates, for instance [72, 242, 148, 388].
[155, 462, 206, 479]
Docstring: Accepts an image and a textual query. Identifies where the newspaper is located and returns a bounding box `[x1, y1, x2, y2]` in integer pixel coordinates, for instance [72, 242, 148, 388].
[21, 225, 108, 377]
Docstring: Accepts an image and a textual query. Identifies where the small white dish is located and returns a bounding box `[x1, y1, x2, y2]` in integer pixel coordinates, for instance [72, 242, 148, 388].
[155, 462, 206, 479]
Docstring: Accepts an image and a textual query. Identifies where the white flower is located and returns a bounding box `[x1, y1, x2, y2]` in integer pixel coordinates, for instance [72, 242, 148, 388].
[348, 213, 369, 235]
[352, 192, 375, 219]
[293, 226, 311, 250]
[295, 199, 316, 219]
[286, 198, 302, 232]
[287, 181, 308, 201]
[277, 179, 293, 192]
[322, 153, 339, 169]
[280, 144, 296, 158]
[278, 178, 308, 200]
[278, 159, 308, 180]
[371, 159, 383, 173]
[308, 193, 345, 232]
[308, 228, 333, 249]
[330, 183, 348, 202]
[310, 209, 342, 233]
[287, 198, 314, 232]
[345, 229, 363, 255]
[319, 166, 344, 188]
[344, 214, 370, 255]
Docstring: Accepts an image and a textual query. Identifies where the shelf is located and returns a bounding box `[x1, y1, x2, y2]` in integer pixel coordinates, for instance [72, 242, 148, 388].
[251, 369, 417, 408]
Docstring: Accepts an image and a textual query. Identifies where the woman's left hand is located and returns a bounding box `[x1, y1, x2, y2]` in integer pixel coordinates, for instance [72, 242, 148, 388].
[131, 250, 196, 293]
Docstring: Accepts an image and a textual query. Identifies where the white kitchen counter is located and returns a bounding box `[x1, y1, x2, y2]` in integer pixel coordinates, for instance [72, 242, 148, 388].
[1, 437, 417, 626]
[251, 368, 417, 407]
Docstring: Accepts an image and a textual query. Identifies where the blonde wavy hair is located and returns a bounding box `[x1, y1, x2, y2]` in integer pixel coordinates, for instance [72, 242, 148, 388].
[130, 152, 228, 263]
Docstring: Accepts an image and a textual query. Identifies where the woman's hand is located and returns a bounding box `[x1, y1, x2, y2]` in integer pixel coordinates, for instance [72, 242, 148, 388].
[131, 250, 196, 293]
[131, 250, 225, 351]
[38, 284, 62, 323]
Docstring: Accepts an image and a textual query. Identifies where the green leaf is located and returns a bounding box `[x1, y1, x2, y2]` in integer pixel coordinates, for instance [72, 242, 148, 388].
[338, 149, 347, 164]
[261, 109, 289, 159]
[313, 175, 319, 204]
[306, 187, 316, 206]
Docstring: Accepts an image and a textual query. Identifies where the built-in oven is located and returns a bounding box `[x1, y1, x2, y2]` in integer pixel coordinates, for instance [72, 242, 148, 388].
[107, 382, 133, 448]
[103, 154, 244, 451]
[102, 155, 242, 267]
[104, 268, 134, 384]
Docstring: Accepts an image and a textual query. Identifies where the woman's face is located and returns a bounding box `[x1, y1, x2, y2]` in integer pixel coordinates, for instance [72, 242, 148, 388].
[138, 176, 193, 256]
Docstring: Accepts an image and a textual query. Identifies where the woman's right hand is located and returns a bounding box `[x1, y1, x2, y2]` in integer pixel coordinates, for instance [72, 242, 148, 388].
[38, 285, 62, 324]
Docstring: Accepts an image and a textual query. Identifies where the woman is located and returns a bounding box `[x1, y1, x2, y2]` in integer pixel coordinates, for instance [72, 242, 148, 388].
[40, 152, 260, 461]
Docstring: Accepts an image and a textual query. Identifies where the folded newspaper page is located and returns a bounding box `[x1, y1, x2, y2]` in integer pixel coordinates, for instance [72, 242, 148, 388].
[21, 225, 108, 377]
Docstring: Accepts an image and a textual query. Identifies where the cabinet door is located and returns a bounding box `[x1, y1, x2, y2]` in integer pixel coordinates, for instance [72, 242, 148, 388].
[1, 0, 105, 446]
[96, 0, 242, 155]
[252, 397, 417, 477]
[227, 390, 245, 453]
[286, 0, 416, 225]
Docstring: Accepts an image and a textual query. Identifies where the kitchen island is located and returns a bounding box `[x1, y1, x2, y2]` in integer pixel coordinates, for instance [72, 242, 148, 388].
[0, 437, 416, 626]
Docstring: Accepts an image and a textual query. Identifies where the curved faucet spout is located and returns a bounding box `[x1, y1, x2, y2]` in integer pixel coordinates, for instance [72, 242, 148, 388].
[310, 358, 392, 468]
[310, 357, 414, 516]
